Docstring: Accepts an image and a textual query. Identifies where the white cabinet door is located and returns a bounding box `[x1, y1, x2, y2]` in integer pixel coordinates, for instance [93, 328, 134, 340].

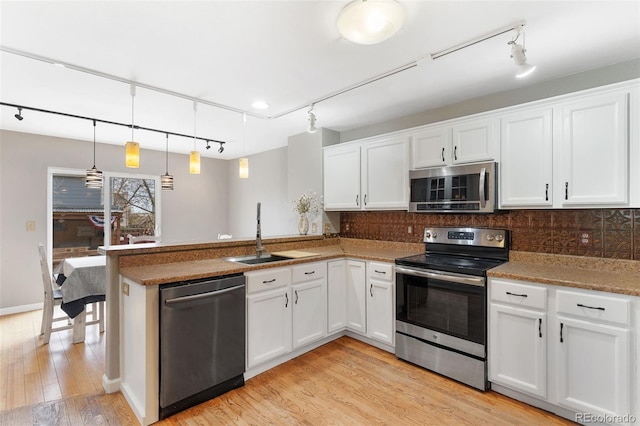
[246, 286, 292, 369]
[556, 316, 630, 417]
[366, 278, 394, 346]
[292, 279, 327, 349]
[327, 260, 347, 334]
[451, 118, 497, 164]
[489, 303, 547, 398]
[560, 92, 629, 206]
[412, 126, 451, 168]
[346, 260, 366, 333]
[499, 108, 553, 207]
[323, 144, 361, 210]
[361, 137, 410, 209]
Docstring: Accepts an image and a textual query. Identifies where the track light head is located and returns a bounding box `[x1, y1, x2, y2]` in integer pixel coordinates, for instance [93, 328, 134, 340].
[205, 141, 211, 150]
[307, 105, 317, 134]
[508, 26, 535, 78]
[218, 142, 224, 154]
[14, 107, 23, 121]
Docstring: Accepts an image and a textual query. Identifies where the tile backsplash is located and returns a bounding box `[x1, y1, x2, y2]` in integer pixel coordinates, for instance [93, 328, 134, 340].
[340, 209, 640, 260]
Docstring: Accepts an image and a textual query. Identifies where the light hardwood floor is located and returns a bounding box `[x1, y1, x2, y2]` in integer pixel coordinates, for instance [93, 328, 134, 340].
[0, 309, 575, 425]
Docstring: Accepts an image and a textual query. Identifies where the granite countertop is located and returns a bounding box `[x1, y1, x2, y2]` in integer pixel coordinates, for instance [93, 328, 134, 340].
[488, 251, 640, 297]
[119, 240, 422, 286]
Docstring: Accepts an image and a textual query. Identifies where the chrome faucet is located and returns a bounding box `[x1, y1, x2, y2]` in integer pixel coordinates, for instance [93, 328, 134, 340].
[256, 202, 264, 257]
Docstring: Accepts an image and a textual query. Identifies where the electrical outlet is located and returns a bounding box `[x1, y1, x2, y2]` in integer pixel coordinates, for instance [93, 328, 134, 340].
[408, 226, 413, 234]
[311, 223, 317, 233]
[345, 223, 350, 231]
[324, 223, 331, 235]
[580, 231, 591, 246]
[123, 282, 130, 296]
[26, 220, 36, 232]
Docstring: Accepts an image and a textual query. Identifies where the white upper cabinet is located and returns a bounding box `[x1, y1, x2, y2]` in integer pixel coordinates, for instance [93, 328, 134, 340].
[451, 117, 498, 164]
[324, 136, 409, 211]
[559, 92, 629, 206]
[411, 117, 497, 169]
[499, 108, 554, 208]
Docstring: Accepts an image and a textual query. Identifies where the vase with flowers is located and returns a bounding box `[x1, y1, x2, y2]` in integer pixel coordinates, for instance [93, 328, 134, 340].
[291, 191, 320, 235]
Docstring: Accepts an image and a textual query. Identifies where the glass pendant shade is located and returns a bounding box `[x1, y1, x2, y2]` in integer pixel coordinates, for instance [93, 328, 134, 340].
[125, 141, 140, 168]
[161, 173, 174, 190]
[239, 157, 249, 179]
[189, 151, 201, 174]
[336, 0, 405, 45]
[85, 166, 103, 189]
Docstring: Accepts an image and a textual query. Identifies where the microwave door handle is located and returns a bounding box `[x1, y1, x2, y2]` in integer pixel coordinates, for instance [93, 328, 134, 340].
[479, 167, 486, 208]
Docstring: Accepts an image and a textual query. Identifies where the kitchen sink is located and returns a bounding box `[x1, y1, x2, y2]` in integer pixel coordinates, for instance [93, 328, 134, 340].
[225, 254, 291, 265]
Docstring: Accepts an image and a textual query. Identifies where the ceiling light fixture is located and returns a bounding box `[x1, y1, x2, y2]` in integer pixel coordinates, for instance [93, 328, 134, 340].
[205, 141, 211, 150]
[336, 0, 405, 45]
[218, 142, 224, 154]
[161, 133, 174, 191]
[125, 84, 140, 168]
[85, 120, 103, 189]
[189, 100, 201, 175]
[307, 104, 317, 134]
[251, 101, 269, 110]
[239, 113, 249, 179]
[14, 107, 23, 121]
[508, 25, 536, 78]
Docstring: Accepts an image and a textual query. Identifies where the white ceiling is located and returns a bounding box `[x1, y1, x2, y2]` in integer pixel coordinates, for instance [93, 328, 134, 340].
[1, 1, 639, 160]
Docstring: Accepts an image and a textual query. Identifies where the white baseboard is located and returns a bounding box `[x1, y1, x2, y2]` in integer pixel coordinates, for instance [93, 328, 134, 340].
[0, 302, 43, 316]
[102, 373, 121, 394]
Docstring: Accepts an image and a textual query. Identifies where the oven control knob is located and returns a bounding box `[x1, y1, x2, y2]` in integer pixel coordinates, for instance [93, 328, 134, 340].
[424, 231, 431, 238]
[496, 234, 504, 242]
[486, 234, 495, 241]
[431, 232, 438, 239]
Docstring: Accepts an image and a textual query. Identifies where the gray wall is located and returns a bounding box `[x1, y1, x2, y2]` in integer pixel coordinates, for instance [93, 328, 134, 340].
[0, 130, 228, 310]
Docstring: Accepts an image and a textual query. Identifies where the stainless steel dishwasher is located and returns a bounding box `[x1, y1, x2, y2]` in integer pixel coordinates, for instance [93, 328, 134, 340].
[159, 273, 245, 419]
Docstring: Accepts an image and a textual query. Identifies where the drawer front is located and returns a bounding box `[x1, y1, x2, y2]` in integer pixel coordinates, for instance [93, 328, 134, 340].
[246, 267, 291, 294]
[490, 279, 547, 310]
[556, 289, 630, 326]
[368, 262, 393, 282]
[292, 262, 326, 283]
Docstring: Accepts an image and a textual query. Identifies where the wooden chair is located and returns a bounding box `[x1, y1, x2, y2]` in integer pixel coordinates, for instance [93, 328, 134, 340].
[38, 243, 73, 344]
[38, 243, 104, 344]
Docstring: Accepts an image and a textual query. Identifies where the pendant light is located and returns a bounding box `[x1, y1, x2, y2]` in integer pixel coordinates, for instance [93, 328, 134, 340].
[189, 100, 200, 174]
[85, 120, 103, 189]
[239, 113, 249, 179]
[161, 133, 174, 190]
[125, 84, 140, 168]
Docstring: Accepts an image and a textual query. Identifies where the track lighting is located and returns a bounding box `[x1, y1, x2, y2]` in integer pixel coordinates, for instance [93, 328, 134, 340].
[161, 133, 174, 191]
[307, 105, 317, 134]
[85, 120, 103, 189]
[205, 141, 211, 150]
[14, 107, 23, 121]
[509, 25, 536, 78]
[190, 101, 200, 174]
[218, 142, 224, 154]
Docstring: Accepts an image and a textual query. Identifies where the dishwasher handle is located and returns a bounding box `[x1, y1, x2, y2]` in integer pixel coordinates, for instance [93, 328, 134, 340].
[164, 284, 244, 305]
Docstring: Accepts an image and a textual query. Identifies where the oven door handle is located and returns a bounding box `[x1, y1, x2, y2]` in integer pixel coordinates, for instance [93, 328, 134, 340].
[479, 166, 487, 208]
[395, 266, 486, 287]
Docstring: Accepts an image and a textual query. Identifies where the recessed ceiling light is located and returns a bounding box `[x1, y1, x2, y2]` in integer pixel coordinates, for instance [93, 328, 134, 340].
[251, 100, 269, 109]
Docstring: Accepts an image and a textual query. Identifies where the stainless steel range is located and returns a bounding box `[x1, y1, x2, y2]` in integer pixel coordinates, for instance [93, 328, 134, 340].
[395, 227, 509, 390]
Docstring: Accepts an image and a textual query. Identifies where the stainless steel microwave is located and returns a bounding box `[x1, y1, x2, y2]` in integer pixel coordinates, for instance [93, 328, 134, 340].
[409, 162, 497, 213]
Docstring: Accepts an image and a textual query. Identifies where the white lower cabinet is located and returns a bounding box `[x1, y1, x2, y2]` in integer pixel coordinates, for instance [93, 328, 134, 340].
[366, 262, 394, 346]
[346, 260, 367, 333]
[488, 277, 635, 424]
[327, 260, 348, 333]
[292, 263, 327, 349]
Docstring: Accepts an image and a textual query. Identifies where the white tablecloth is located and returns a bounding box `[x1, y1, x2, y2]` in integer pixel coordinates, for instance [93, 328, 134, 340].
[60, 256, 106, 304]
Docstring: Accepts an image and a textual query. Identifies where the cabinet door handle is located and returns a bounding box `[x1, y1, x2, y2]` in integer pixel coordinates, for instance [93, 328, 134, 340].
[374, 270, 386, 274]
[506, 291, 528, 298]
[560, 322, 564, 343]
[370, 283, 373, 297]
[441, 147, 445, 162]
[454, 146, 458, 161]
[356, 194, 359, 206]
[262, 278, 276, 284]
[285, 292, 288, 308]
[577, 303, 605, 311]
[545, 183, 549, 201]
[304, 271, 315, 275]
[364, 194, 367, 206]
[538, 318, 542, 338]
[295, 290, 299, 304]
[565, 182, 569, 200]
